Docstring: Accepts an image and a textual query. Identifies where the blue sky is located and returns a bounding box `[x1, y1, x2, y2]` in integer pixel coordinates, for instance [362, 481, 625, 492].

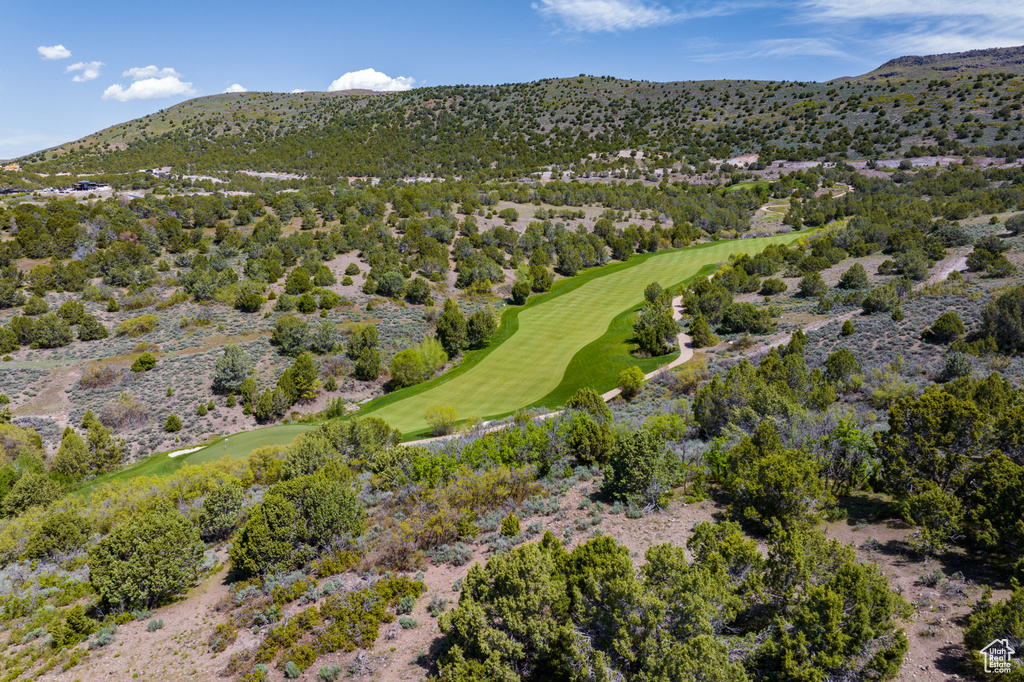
[2, 0, 1022, 159]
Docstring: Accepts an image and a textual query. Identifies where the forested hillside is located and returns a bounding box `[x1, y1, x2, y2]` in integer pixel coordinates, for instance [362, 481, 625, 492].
[20, 51, 1024, 179]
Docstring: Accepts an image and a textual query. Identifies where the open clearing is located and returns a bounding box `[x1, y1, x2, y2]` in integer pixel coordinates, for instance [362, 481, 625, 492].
[362, 230, 811, 435]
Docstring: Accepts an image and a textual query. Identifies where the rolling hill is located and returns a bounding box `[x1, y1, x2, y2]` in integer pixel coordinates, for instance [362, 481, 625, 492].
[19, 45, 1024, 180]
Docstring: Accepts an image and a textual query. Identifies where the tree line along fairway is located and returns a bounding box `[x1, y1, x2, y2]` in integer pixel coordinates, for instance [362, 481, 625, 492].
[361, 229, 813, 435]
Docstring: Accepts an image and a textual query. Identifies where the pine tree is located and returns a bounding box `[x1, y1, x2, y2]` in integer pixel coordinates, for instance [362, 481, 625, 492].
[53, 428, 90, 481]
[689, 313, 718, 348]
[435, 299, 467, 356]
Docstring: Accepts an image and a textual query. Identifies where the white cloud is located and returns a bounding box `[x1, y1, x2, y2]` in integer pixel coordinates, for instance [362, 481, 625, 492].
[292, 89, 307, 93]
[328, 68, 415, 92]
[886, 30, 1023, 55]
[694, 37, 853, 61]
[38, 44, 71, 60]
[102, 69, 196, 102]
[533, 0, 680, 32]
[799, 0, 1024, 57]
[802, 0, 1024, 22]
[122, 65, 182, 80]
[103, 65, 196, 101]
[66, 61, 103, 82]
[223, 83, 248, 93]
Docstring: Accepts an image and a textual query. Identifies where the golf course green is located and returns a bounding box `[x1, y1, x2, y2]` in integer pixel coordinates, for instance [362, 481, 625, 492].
[360, 229, 810, 434]
[82, 424, 314, 489]
[86, 228, 812, 488]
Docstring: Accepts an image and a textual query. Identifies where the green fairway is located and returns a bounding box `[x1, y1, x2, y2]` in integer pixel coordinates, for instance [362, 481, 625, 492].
[724, 180, 771, 193]
[182, 424, 313, 465]
[79, 424, 313, 490]
[362, 230, 810, 435]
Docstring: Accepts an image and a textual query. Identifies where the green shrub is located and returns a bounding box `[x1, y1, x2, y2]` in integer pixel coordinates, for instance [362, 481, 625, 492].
[0, 328, 17, 354]
[200, 483, 245, 541]
[32, 313, 73, 348]
[296, 293, 318, 313]
[88, 509, 205, 610]
[467, 307, 497, 348]
[272, 315, 310, 356]
[562, 411, 614, 465]
[838, 262, 869, 289]
[78, 314, 109, 341]
[389, 337, 448, 388]
[275, 293, 296, 312]
[131, 352, 157, 372]
[720, 302, 776, 334]
[56, 300, 85, 324]
[601, 430, 675, 509]
[285, 267, 313, 295]
[927, 311, 966, 342]
[23, 511, 93, 559]
[759, 278, 787, 295]
[824, 348, 861, 385]
[729, 436, 834, 532]
[942, 352, 973, 382]
[116, 314, 158, 337]
[617, 366, 645, 400]
[22, 295, 49, 316]
[230, 473, 365, 577]
[963, 584, 1024, 678]
[164, 414, 182, 432]
[147, 619, 164, 632]
[633, 300, 677, 356]
[566, 387, 612, 421]
[197, 403, 208, 416]
[234, 282, 265, 313]
[501, 513, 521, 538]
[841, 319, 854, 336]
[511, 280, 530, 305]
[435, 299, 467, 356]
[2, 472, 62, 517]
[797, 271, 827, 298]
[318, 665, 343, 681]
[425, 406, 458, 436]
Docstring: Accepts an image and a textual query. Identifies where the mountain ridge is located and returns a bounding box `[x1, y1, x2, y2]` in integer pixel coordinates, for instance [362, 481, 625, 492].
[834, 44, 1024, 82]
[18, 46, 1024, 179]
